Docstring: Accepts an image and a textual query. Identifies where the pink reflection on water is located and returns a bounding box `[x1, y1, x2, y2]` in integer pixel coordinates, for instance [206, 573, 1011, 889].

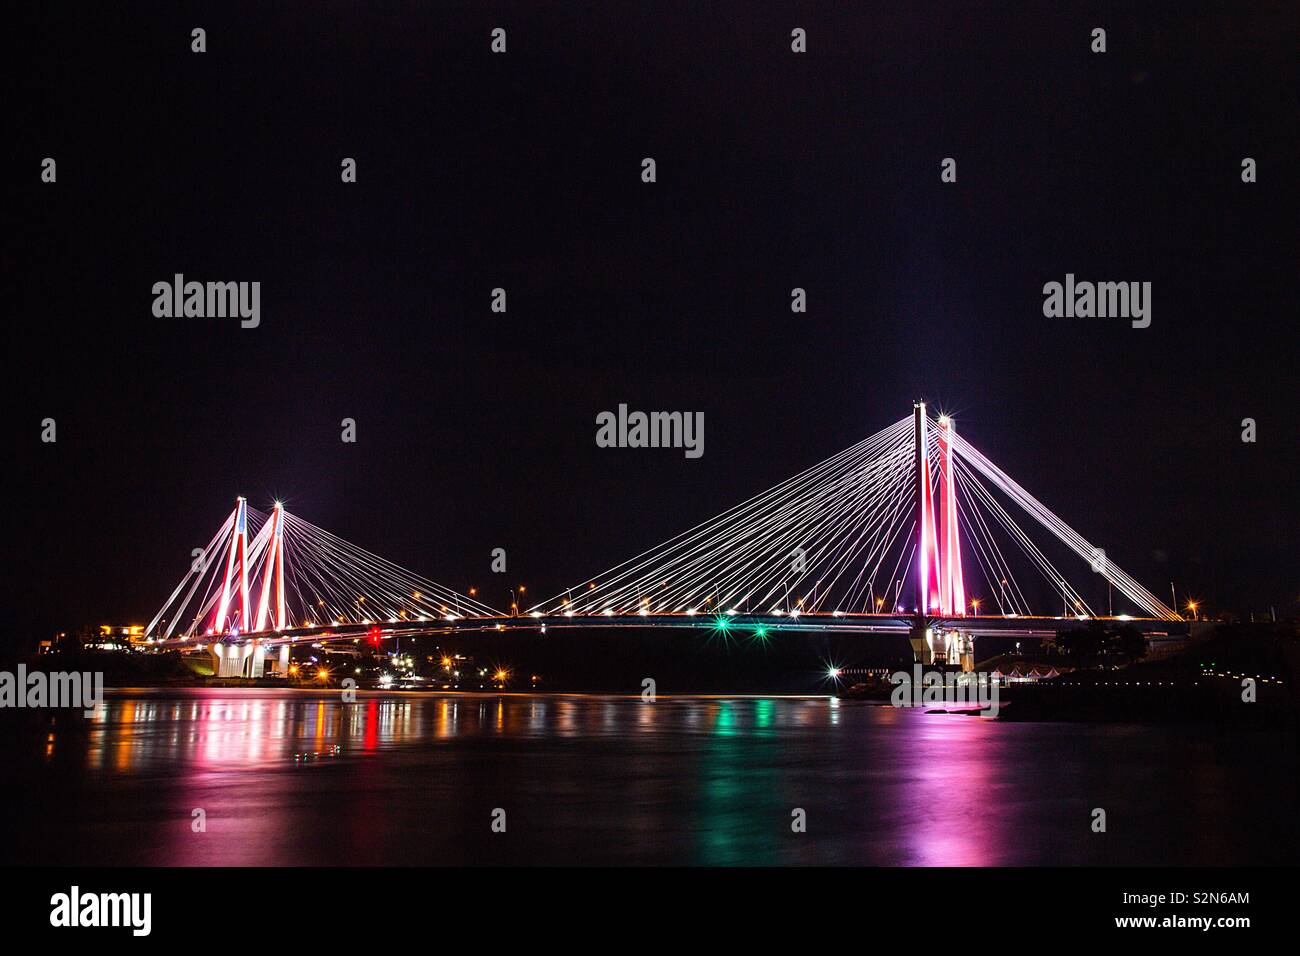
[894, 711, 998, 866]
[21, 689, 1293, 867]
[77, 692, 1011, 866]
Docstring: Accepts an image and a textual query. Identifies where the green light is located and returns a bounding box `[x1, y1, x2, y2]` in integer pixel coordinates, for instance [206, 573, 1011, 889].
[711, 614, 731, 632]
[752, 624, 768, 642]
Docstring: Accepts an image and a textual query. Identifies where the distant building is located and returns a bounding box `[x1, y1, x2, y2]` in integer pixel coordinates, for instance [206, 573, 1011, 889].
[48, 625, 149, 653]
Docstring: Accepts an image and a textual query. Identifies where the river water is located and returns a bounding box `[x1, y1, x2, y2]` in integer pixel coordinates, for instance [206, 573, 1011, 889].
[4, 689, 1294, 866]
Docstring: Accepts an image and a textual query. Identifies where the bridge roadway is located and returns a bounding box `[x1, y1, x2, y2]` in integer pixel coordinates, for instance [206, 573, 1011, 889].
[159, 612, 1187, 650]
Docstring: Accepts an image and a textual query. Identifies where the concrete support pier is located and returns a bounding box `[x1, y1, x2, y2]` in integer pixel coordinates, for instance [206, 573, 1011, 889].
[909, 620, 975, 671]
[209, 640, 268, 678]
[909, 619, 935, 665]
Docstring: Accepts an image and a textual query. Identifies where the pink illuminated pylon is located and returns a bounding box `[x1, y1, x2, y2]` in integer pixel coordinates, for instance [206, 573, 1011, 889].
[215, 497, 251, 633]
[914, 404, 943, 614]
[916, 404, 967, 616]
[254, 502, 286, 632]
[937, 416, 967, 616]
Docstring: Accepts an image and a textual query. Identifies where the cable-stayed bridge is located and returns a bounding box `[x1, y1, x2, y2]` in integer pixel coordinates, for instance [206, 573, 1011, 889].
[146, 403, 1184, 676]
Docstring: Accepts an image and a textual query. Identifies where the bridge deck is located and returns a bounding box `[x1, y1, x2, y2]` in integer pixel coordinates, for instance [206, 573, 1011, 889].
[160, 612, 1186, 649]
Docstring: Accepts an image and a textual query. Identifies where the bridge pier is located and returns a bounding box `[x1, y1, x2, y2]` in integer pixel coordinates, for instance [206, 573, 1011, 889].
[957, 631, 975, 672]
[909, 620, 936, 665]
[209, 640, 268, 678]
[932, 629, 952, 665]
[909, 621, 975, 671]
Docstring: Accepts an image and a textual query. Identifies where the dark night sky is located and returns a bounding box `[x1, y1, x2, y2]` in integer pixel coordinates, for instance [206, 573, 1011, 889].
[6, 3, 1297, 648]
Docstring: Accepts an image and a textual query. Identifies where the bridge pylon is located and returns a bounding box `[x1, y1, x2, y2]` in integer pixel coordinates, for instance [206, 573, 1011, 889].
[914, 403, 942, 616]
[915, 402, 968, 618]
[936, 415, 966, 616]
[215, 497, 251, 633]
[254, 502, 286, 632]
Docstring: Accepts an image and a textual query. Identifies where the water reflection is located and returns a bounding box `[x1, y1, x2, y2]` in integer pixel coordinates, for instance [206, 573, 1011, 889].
[897, 713, 996, 866]
[7, 689, 1294, 866]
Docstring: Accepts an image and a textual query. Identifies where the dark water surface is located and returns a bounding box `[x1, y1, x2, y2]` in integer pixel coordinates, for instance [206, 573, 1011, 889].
[4, 689, 1295, 866]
